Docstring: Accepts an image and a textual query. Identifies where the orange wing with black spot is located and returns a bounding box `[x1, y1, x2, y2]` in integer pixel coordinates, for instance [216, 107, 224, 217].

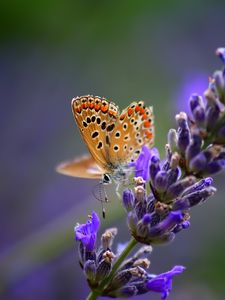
[108, 101, 154, 166]
[71, 95, 119, 172]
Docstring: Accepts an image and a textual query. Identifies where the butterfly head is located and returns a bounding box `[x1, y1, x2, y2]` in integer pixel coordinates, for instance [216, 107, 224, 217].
[102, 173, 112, 185]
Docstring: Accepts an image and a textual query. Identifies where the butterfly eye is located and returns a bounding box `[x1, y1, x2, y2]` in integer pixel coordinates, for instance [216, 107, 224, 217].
[103, 174, 111, 184]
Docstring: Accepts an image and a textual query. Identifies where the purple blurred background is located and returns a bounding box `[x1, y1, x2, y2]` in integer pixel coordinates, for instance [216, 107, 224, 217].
[1, 1, 225, 299]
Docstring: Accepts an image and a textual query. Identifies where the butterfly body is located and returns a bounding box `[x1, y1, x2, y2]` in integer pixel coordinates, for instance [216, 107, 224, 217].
[57, 95, 154, 182]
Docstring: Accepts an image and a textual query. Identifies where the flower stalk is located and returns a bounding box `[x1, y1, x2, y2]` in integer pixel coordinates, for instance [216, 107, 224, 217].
[69, 47, 225, 299]
[86, 238, 137, 300]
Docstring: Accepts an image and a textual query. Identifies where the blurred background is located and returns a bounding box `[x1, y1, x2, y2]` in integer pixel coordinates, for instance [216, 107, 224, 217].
[1, 1, 225, 299]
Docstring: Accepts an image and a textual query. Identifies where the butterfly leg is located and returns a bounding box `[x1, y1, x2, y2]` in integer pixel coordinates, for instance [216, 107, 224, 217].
[92, 181, 109, 218]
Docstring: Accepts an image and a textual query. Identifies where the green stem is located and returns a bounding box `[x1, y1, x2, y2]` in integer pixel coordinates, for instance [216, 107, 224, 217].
[100, 238, 137, 289]
[86, 238, 137, 300]
[86, 290, 99, 300]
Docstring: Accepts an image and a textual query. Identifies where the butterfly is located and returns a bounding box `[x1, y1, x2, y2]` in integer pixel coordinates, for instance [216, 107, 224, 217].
[57, 95, 154, 185]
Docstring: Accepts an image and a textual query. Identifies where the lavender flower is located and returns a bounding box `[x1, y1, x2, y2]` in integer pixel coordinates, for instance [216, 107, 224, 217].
[146, 265, 185, 299]
[168, 49, 225, 177]
[130, 146, 159, 181]
[123, 147, 216, 245]
[216, 47, 225, 63]
[75, 211, 100, 251]
[68, 48, 225, 300]
[75, 212, 184, 299]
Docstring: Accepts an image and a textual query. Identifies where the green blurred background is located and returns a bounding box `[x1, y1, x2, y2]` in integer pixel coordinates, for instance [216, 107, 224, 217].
[1, 1, 225, 299]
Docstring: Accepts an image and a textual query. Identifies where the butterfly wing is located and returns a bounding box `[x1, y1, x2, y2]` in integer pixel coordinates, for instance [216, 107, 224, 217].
[56, 154, 104, 179]
[71, 95, 119, 172]
[108, 101, 154, 166]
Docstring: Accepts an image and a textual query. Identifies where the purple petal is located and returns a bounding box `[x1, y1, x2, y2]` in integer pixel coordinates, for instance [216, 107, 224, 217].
[146, 265, 185, 299]
[91, 211, 100, 231]
[216, 47, 225, 63]
[74, 211, 100, 251]
[135, 145, 152, 180]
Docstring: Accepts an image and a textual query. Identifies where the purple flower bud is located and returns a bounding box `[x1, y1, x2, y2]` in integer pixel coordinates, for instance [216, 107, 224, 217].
[186, 134, 202, 162]
[127, 211, 138, 232]
[189, 94, 203, 113]
[154, 232, 176, 244]
[176, 112, 188, 127]
[108, 269, 133, 290]
[173, 220, 190, 234]
[206, 159, 225, 174]
[182, 221, 190, 229]
[213, 70, 225, 104]
[150, 155, 160, 183]
[177, 127, 191, 154]
[166, 167, 180, 187]
[166, 176, 196, 200]
[176, 112, 191, 153]
[154, 171, 168, 193]
[136, 216, 151, 238]
[134, 281, 149, 295]
[84, 260, 96, 282]
[122, 189, 135, 212]
[182, 177, 213, 196]
[135, 200, 147, 219]
[205, 104, 220, 130]
[146, 194, 156, 213]
[149, 211, 183, 238]
[75, 211, 100, 251]
[167, 129, 178, 152]
[142, 214, 152, 224]
[133, 145, 152, 180]
[146, 265, 185, 299]
[173, 187, 216, 210]
[116, 286, 137, 298]
[216, 47, 225, 63]
[193, 106, 206, 126]
[96, 258, 112, 282]
[189, 152, 207, 172]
